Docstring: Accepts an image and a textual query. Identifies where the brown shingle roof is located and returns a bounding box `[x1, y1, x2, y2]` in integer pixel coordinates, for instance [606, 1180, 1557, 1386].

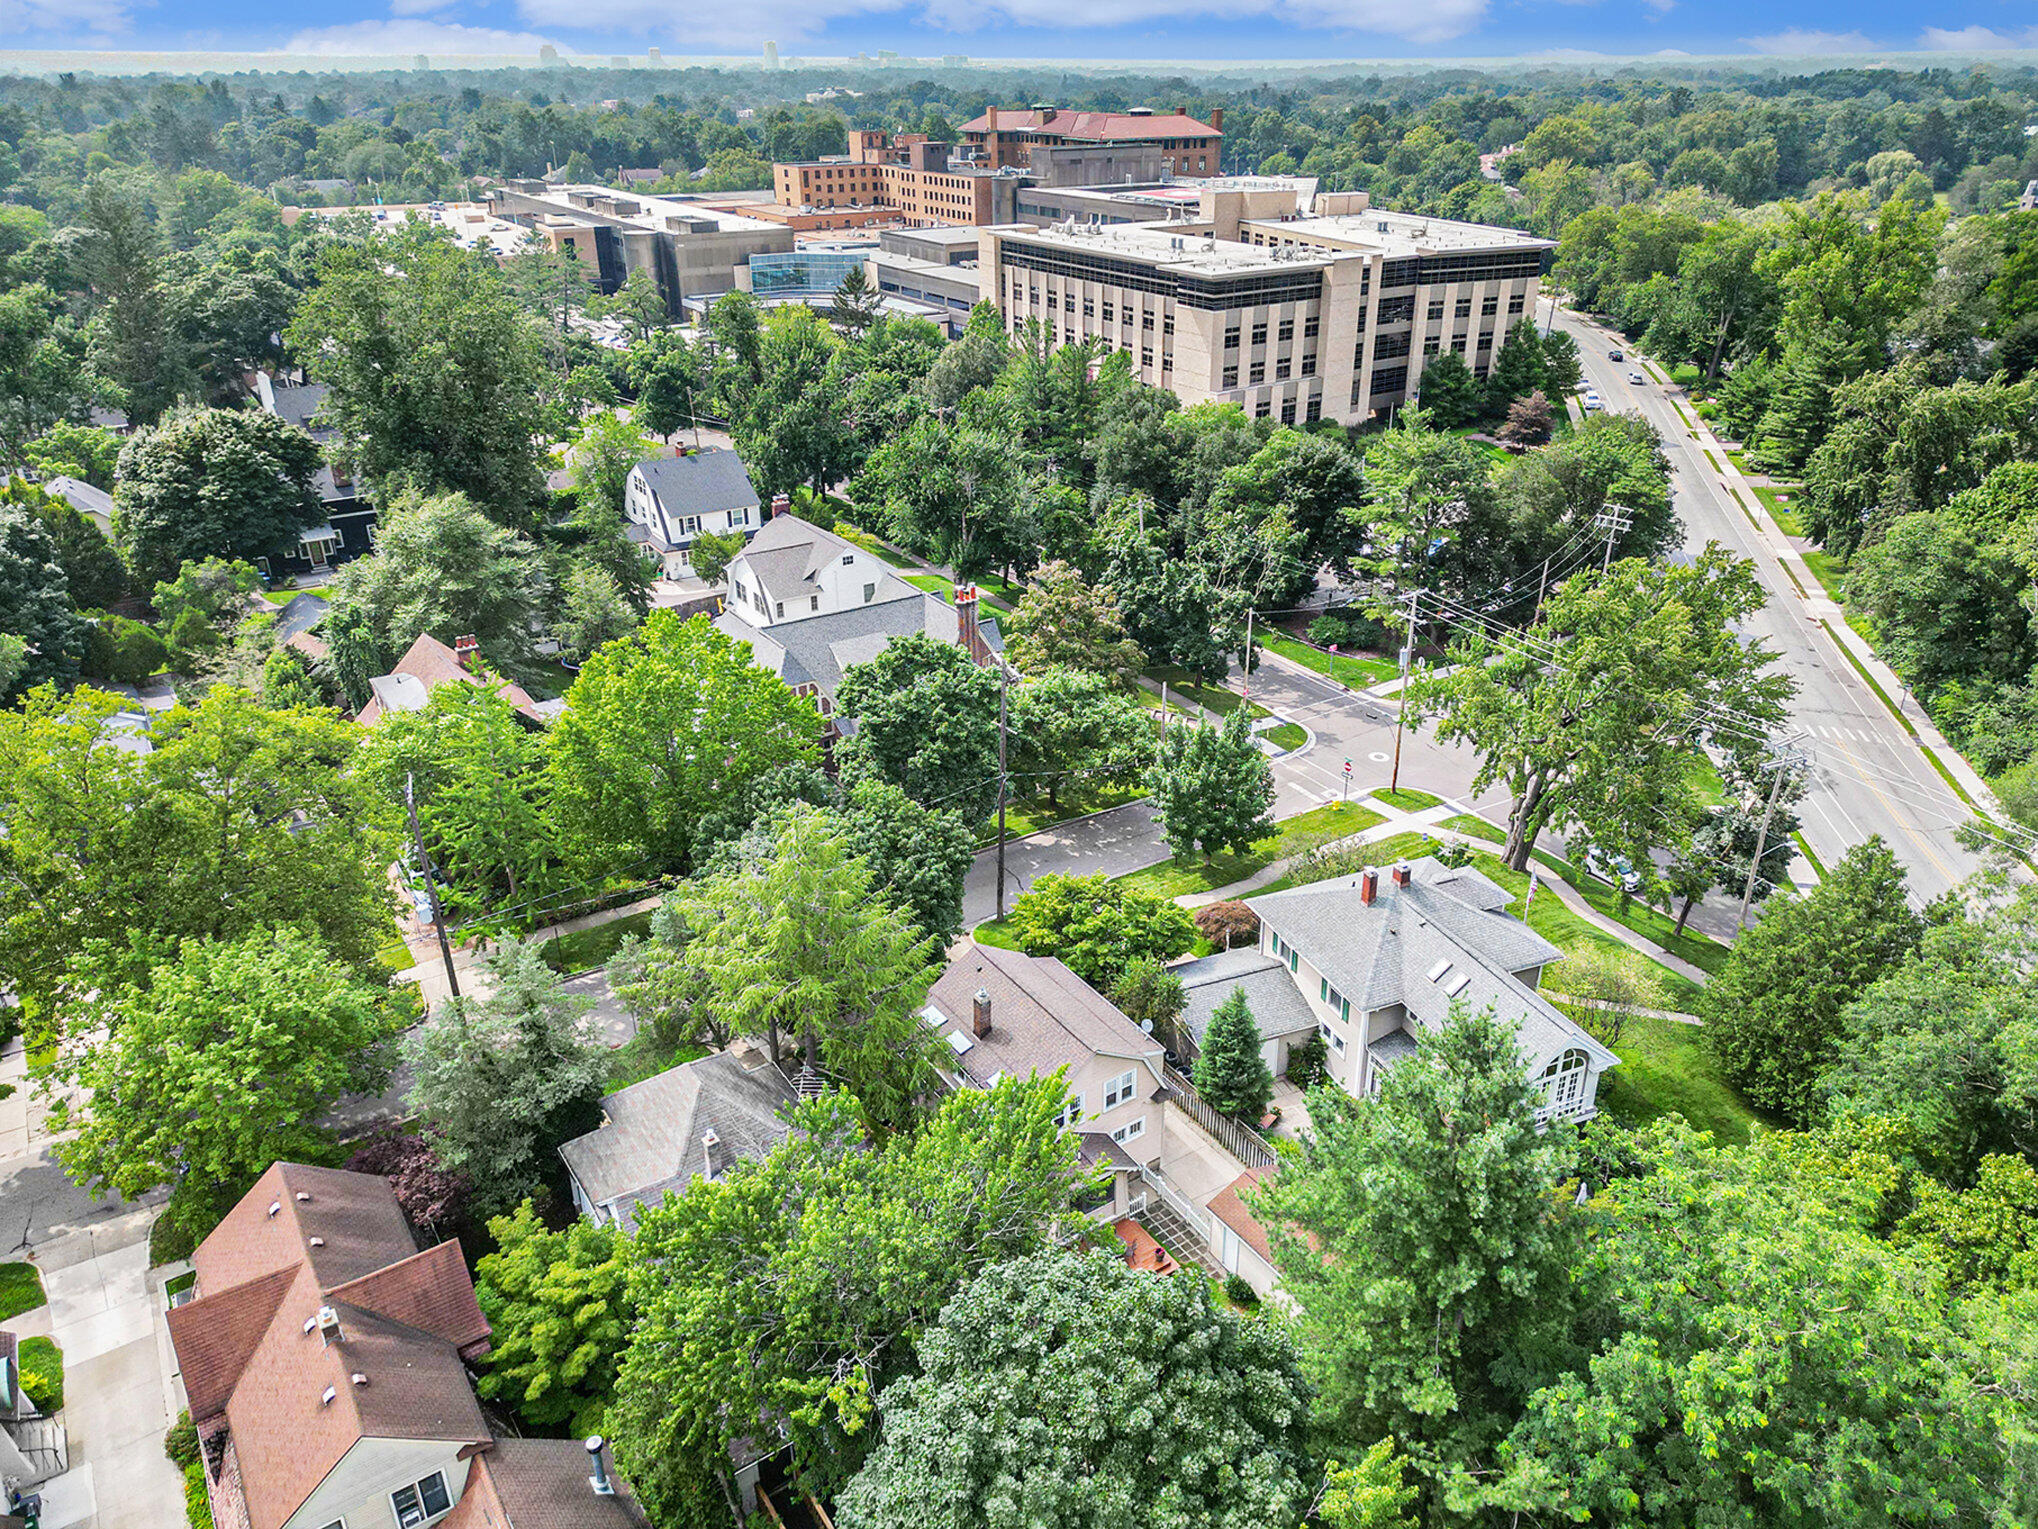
[356, 634, 543, 726]
[443, 1440, 648, 1529]
[326, 1240, 492, 1357]
[172, 1166, 494, 1529]
[962, 108, 1221, 141]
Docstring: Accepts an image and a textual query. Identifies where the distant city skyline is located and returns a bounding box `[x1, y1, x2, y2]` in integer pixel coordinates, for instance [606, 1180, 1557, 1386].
[3, 0, 2036, 74]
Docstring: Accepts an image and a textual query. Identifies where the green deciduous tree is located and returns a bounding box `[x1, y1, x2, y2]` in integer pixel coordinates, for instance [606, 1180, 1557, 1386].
[836, 631, 1001, 826]
[549, 609, 821, 874]
[674, 804, 939, 1131]
[1701, 836, 1922, 1124]
[1004, 559, 1145, 683]
[324, 489, 548, 676]
[0, 503, 87, 699]
[288, 225, 548, 524]
[0, 478, 126, 610]
[355, 682, 560, 919]
[836, 777, 975, 947]
[1006, 872, 1196, 992]
[1254, 1007, 1580, 1501]
[402, 936, 608, 1213]
[569, 410, 649, 520]
[112, 405, 324, 582]
[607, 1080, 1091, 1524]
[1407, 549, 1792, 873]
[552, 563, 639, 665]
[474, 1201, 633, 1433]
[1009, 665, 1147, 811]
[1194, 986, 1274, 1122]
[48, 927, 396, 1248]
[837, 1249, 1314, 1529]
[685, 526, 743, 586]
[1149, 707, 1276, 863]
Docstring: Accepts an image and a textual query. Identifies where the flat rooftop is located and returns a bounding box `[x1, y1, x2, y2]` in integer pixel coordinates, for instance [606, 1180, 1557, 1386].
[287, 201, 530, 256]
[516, 184, 784, 234]
[998, 220, 1340, 277]
[1267, 209, 1555, 256]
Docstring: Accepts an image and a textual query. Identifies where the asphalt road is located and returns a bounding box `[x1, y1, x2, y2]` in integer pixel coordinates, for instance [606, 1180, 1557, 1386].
[1553, 302, 1985, 905]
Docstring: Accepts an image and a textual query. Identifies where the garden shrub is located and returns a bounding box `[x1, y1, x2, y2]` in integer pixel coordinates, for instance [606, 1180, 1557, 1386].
[1306, 610, 1391, 652]
[184, 1460, 215, 1529]
[18, 1336, 63, 1412]
[165, 1411, 200, 1469]
[1193, 900, 1260, 951]
[1224, 1273, 1259, 1307]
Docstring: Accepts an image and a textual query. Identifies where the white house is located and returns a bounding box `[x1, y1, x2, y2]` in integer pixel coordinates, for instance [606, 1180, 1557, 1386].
[622, 448, 763, 580]
[925, 945, 1174, 1221]
[1175, 857, 1619, 1126]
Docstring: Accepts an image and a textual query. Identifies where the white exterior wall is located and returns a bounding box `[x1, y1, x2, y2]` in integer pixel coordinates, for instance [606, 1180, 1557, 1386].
[725, 542, 890, 629]
[1208, 1214, 1280, 1299]
[283, 1438, 473, 1529]
[623, 466, 760, 580]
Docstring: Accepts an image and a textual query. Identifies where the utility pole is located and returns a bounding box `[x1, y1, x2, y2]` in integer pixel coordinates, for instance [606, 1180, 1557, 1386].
[1390, 590, 1417, 794]
[1736, 746, 1797, 931]
[1595, 505, 1634, 574]
[994, 659, 1011, 922]
[1534, 552, 1552, 613]
[405, 773, 460, 1001]
[1240, 608, 1255, 705]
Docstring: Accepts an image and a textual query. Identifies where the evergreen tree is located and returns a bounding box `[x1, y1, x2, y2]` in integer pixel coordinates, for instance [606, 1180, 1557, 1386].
[829, 264, 882, 338]
[1148, 706, 1276, 863]
[1486, 322, 1548, 413]
[1414, 351, 1481, 426]
[1194, 986, 1273, 1122]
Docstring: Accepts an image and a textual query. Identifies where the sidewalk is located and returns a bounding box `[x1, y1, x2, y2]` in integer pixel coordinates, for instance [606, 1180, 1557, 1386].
[394, 892, 666, 1010]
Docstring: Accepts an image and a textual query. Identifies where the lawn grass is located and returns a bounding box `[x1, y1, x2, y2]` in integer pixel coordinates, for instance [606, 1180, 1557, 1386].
[1263, 632, 1397, 689]
[970, 917, 1024, 950]
[1248, 830, 1441, 897]
[1683, 753, 1730, 810]
[1468, 852, 1710, 1010]
[541, 909, 654, 974]
[987, 778, 1149, 843]
[1372, 787, 1443, 813]
[1442, 813, 1504, 844]
[1584, 1010, 1769, 1145]
[1801, 549, 1848, 604]
[521, 659, 580, 702]
[1725, 448, 1757, 475]
[975, 570, 1026, 609]
[1145, 666, 1269, 723]
[0, 1262, 46, 1321]
[1115, 801, 1386, 901]
[904, 573, 949, 597]
[1559, 869, 1729, 976]
[603, 1034, 710, 1091]
[1793, 831, 1826, 880]
[1751, 484, 1804, 535]
[1263, 721, 1308, 752]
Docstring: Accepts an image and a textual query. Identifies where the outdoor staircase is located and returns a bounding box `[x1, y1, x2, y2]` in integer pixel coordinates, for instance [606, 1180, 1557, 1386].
[784, 1065, 827, 1101]
[6, 1416, 68, 1482]
[1133, 1167, 1223, 1277]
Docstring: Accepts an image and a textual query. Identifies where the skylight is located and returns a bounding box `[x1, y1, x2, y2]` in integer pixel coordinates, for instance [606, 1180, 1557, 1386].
[946, 1030, 974, 1055]
[1445, 974, 1471, 998]
[1427, 959, 1452, 983]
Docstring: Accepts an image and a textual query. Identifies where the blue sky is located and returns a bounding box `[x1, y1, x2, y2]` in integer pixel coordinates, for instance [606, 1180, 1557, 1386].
[6, 0, 2038, 69]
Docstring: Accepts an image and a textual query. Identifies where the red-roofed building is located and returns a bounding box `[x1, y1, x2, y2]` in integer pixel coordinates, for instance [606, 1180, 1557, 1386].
[959, 106, 1224, 177]
[355, 634, 548, 727]
[1205, 1166, 1281, 1299]
[168, 1165, 647, 1529]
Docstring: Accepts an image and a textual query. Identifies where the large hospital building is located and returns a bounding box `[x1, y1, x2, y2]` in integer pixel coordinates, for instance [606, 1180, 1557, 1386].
[975, 190, 1554, 426]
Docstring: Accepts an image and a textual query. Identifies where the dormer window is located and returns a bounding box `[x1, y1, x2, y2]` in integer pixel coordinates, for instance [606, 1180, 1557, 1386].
[842, 553, 854, 565]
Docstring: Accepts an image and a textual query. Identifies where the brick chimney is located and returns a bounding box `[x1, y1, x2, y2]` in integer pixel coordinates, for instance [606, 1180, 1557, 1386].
[453, 634, 480, 672]
[955, 585, 988, 662]
[1391, 862, 1412, 888]
[1210, 107, 1224, 132]
[700, 1128, 726, 1181]
[1360, 868, 1378, 905]
[972, 987, 991, 1038]
[771, 493, 791, 518]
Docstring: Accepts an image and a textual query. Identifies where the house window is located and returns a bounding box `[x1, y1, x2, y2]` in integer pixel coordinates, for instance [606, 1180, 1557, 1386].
[1482, 296, 1499, 316]
[1222, 367, 1239, 388]
[1426, 300, 1444, 321]
[1141, 346, 1154, 367]
[1424, 337, 1441, 356]
[1104, 1069, 1136, 1108]
[1224, 327, 1239, 348]
[1281, 400, 1297, 424]
[1508, 295, 1526, 314]
[1052, 1092, 1086, 1130]
[1163, 316, 1174, 335]
[1318, 1022, 1346, 1054]
[863, 582, 877, 603]
[1535, 1049, 1593, 1122]
[1455, 298, 1473, 319]
[734, 580, 748, 603]
[842, 553, 853, 565]
[1111, 1117, 1145, 1145]
[1255, 398, 1272, 419]
[1103, 302, 1116, 322]
[810, 595, 820, 611]
[1142, 312, 1154, 330]
[391, 1474, 451, 1529]
[1303, 316, 1320, 338]
[774, 601, 784, 618]
[1248, 363, 1265, 384]
[1301, 353, 1317, 376]
[1275, 360, 1290, 380]
[1306, 397, 1322, 422]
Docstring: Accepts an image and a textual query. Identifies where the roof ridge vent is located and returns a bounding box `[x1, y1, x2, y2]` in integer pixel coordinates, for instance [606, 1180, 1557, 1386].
[308, 1236, 325, 1247]
[267, 1201, 282, 1218]
[295, 1191, 312, 1203]
[320, 1386, 337, 1406]
[350, 1372, 369, 1386]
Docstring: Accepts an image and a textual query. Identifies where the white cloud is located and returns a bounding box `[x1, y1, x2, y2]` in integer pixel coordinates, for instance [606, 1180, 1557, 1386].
[514, 0, 1486, 48]
[286, 16, 565, 53]
[0, 0, 134, 38]
[1740, 27, 1876, 54]
[1919, 25, 2038, 50]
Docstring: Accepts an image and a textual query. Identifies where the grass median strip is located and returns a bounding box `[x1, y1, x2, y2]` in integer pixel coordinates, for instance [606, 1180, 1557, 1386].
[1262, 632, 1397, 689]
[1116, 800, 1386, 900]
[1821, 620, 1918, 741]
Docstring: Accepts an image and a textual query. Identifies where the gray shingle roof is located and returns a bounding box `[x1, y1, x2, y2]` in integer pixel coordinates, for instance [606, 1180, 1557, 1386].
[1244, 857, 1616, 1073]
[927, 944, 1163, 1090]
[634, 449, 760, 520]
[714, 591, 998, 703]
[267, 382, 331, 433]
[1175, 949, 1319, 1048]
[557, 1049, 796, 1233]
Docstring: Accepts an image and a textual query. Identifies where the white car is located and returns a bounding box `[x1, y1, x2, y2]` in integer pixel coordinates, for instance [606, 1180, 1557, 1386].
[1628, 370, 1646, 385]
[1582, 391, 1604, 411]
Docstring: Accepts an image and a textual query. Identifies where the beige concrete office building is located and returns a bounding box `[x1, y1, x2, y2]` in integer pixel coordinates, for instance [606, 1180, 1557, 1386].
[976, 200, 1553, 426]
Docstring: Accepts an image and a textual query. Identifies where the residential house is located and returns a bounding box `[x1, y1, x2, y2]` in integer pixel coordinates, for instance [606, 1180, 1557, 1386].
[1174, 857, 1619, 1125]
[622, 449, 762, 581]
[165, 1163, 648, 1529]
[35, 475, 115, 538]
[714, 512, 1001, 734]
[254, 375, 378, 578]
[559, 1045, 797, 1233]
[356, 634, 551, 727]
[1204, 1167, 1280, 1298]
[924, 944, 1173, 1221]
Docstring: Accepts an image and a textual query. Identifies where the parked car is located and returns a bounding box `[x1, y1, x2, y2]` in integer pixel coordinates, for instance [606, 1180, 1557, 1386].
[1608, 348, 1624, 361]
[1586, 848, 1644, 894]
[1627, 370, 1646, 385]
